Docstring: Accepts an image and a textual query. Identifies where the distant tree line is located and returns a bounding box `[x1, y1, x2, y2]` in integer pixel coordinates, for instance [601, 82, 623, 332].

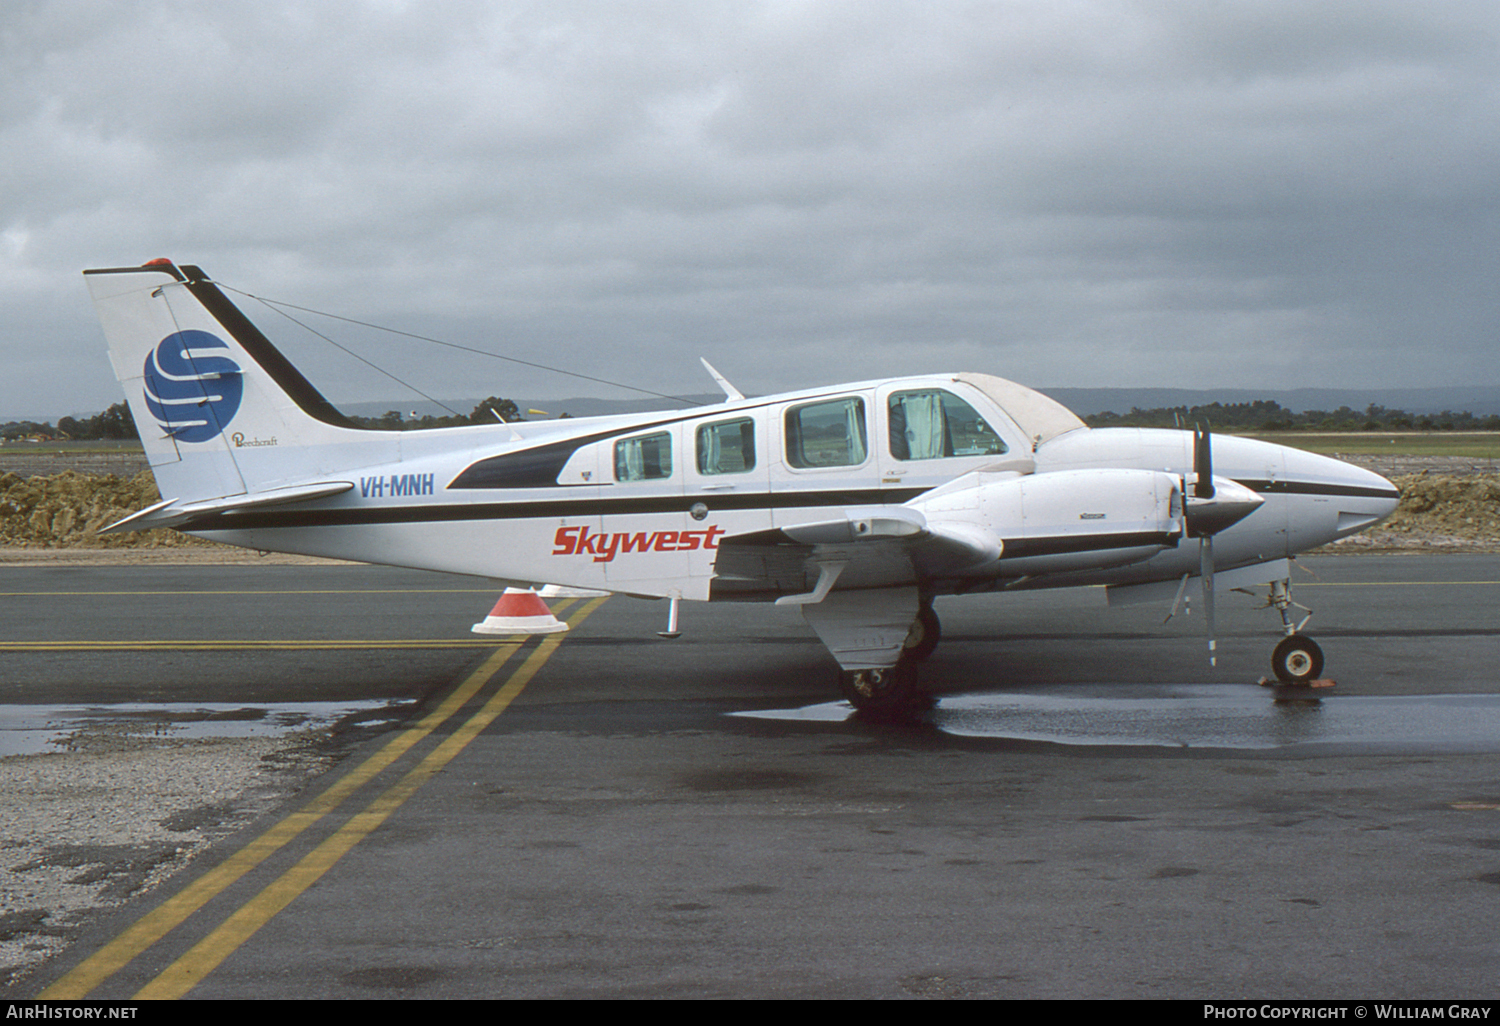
[1, 396, 557, 442]
[8, 396, 1499, 443]
[3, 402, 137, 441]
[1084, 400, 1500, 433]
[347, 397, 573, 430]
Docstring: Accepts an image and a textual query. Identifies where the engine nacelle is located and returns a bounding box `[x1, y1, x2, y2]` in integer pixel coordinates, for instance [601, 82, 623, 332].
[913, 467, 1183, 576]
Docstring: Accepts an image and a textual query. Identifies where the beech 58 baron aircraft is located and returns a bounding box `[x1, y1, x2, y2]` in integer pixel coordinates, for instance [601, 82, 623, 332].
[86, 260, 1401, 714]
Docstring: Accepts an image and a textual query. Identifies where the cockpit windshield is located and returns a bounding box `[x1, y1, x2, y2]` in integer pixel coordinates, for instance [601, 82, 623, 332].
[888, 389, 1007, 460]
[952, 372, 1087, 447]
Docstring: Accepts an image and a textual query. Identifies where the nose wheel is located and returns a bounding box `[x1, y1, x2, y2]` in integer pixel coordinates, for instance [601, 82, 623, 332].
[1271, 634, 1324, 683]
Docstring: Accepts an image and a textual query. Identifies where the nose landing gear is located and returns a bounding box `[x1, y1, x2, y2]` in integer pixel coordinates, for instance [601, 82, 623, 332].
[1272, 633, 1324, 683]
[1262, 577, 1325, 684]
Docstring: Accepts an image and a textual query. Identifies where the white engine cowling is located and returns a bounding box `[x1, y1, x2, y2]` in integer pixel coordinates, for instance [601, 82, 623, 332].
[914, 468, 1183, 576]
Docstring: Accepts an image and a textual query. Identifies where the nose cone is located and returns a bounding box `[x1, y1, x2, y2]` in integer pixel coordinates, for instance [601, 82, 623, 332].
[1334, 463, 1402, 538]
[1283, 448, 1402, 540]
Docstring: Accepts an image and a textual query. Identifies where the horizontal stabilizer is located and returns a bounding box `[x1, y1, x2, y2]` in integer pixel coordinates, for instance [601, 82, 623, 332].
[100, 481, 353, 534]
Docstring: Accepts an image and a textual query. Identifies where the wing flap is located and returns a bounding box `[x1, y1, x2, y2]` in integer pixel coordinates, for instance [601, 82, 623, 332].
[712, 506, 1002, 600]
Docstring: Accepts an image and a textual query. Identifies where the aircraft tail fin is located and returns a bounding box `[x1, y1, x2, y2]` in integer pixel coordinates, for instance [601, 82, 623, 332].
[84, 260, 380, 505]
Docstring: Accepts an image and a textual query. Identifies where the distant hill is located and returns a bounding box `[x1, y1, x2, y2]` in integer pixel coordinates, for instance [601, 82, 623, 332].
[347, 387, 1500, 423]
[1037, 387, 1500, 418]
[17, 385, 1500, 427]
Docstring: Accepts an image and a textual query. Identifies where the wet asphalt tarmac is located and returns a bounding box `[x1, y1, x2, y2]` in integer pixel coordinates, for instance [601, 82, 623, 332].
[6, 553, 1500, 999]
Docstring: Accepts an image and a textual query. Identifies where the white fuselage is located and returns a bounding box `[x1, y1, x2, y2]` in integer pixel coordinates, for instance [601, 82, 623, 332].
[185, 373, 1399, 600]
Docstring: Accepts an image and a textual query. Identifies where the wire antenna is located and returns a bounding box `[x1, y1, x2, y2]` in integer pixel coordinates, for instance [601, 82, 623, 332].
[220, 284, 700, 407]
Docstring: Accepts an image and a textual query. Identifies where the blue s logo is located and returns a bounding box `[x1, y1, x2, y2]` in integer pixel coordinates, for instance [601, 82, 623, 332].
[142, 331, 244, 443]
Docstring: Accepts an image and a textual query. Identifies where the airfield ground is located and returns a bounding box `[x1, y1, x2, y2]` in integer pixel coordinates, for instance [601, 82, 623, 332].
[1, 447, 1498, 995]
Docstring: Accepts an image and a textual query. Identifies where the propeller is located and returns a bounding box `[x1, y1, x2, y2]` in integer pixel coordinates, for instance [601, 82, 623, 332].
[1183, 424, 1264, 667]
[1195, 426, 1216, 666]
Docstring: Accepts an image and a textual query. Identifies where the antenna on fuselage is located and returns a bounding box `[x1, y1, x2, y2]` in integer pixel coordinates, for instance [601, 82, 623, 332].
[700, 358, 745, 402]
[490, 407, 523, 442]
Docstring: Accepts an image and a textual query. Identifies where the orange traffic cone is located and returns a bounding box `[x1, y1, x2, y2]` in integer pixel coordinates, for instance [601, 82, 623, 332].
[471, 588, 569, 635]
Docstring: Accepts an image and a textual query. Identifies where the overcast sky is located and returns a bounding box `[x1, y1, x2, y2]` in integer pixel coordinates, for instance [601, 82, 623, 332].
[3, 0, 1498, 417]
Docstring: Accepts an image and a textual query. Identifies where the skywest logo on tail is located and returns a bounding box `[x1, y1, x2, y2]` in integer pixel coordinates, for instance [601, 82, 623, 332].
[142, 331, 243, 442]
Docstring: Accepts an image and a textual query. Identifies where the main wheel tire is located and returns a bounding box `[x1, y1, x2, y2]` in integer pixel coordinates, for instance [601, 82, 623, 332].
[902, 605, 941, 662]
[839, 660, 929, 718]
[1272, 634, 1324, 683]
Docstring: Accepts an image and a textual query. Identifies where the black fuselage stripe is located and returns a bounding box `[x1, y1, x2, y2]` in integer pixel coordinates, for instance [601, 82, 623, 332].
[181, 487, 933, 531]
[184, 476, 1396, 533]
[1233, 478, 1400, 500]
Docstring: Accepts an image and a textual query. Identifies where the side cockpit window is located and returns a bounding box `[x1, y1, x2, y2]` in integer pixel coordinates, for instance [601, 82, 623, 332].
[697, 418, 755, 475]
[785, 397, 868, 468]
[615, 432, 673, 481]
[888, 389, 1006, 461]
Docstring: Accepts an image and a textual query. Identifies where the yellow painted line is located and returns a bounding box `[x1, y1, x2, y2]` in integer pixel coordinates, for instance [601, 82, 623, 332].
[38, 596, 599, 999]
[0, 588, 494, 597]
[38, 640, 524, 998]
[1296, 581, 1500, 587]
[0, 639, 509, 651]
[135, 596, 606, 1000]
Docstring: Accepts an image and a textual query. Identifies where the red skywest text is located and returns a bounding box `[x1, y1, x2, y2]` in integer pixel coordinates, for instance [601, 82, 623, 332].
[553, 524, 726, 563]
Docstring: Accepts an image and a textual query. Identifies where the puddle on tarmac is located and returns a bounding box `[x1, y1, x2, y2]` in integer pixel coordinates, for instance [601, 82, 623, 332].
[0, 701, 412, 757]
[736, 685, 1500, 752]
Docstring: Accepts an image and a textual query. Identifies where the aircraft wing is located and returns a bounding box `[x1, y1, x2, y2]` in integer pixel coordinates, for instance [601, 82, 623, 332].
[712, 506, 1001, 600]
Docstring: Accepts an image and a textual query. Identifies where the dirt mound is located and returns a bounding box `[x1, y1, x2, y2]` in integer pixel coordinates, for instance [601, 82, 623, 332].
[1328, 473, 1500, 551]
[0, 470, 213, 550]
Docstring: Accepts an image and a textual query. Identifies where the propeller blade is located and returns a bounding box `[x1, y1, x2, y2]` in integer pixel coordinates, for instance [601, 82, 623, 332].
[1201, 534, 1216, 667]
[1194, 424, 1215, 500]
[1184, 420, 1261, 538]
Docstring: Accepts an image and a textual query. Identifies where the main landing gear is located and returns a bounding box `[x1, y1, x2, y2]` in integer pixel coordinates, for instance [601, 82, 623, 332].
[839, 603, 940, 717]
[839, 658, 928, 716]
[902, 603, 941, 662]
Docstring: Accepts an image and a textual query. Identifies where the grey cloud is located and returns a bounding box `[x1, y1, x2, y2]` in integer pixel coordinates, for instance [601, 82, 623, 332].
[2, 0, 1498, 416]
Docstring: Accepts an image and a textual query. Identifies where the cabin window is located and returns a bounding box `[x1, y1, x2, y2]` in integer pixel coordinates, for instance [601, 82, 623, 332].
[615, 432, 673, 481]
[888, 389, 1007, 461]
[785, 397, 868, 469]
[697, 418, 756, 475]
